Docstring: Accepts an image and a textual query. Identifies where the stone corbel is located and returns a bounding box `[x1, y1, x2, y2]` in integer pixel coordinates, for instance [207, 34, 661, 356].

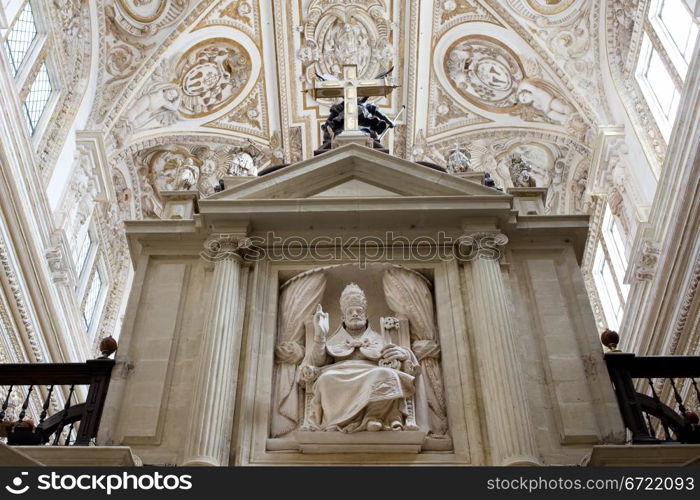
[44, 232, 75, 286]
[160, 190, 199, 220]
[630, 240, 661, 282]
[44, 247, 70, 286]
[506, 187, 549, 216]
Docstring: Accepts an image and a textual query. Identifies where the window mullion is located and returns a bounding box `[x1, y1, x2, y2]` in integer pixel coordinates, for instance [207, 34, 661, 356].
[644, 19, 684, 88]
[598, 238, 627, 307]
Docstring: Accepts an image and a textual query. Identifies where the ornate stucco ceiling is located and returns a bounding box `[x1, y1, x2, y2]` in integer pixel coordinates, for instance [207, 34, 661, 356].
[88, 0, 638, 220]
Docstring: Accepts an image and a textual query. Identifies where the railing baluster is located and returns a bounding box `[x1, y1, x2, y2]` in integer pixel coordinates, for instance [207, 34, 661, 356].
[64, 422, 75, 446]
[691, 378, 700, 405]
[39, 385, 54, 425]
[52, 424, 65, 446]
[52, 385, 75, 446]
[17, 385, 33, 422]
[648, 378, 673, 441]
[644, 411, 655, 439]
[669, 378, 689, 415]
[0, 385, 13, 421]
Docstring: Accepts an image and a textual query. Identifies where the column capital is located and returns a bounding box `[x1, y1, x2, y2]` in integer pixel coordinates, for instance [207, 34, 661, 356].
[455, 231, 509, 263]
[201, 233, 251, 263]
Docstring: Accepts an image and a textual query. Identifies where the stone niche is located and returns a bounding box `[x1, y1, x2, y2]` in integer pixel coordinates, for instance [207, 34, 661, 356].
[267, 263, 452, 454]
[240, 259, 482, 465]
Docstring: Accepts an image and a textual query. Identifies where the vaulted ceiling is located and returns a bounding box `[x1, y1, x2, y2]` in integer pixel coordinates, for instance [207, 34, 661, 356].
[90, 0, 630, 220]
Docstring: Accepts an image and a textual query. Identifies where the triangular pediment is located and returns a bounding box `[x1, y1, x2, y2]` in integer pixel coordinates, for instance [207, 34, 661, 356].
[206, 144, 508, 201]
[309, 178, 401, 198]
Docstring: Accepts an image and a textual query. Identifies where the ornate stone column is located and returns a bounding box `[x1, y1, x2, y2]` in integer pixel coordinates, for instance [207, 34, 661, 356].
[459, 232, 540, 466]
[182, 234, 249, 466]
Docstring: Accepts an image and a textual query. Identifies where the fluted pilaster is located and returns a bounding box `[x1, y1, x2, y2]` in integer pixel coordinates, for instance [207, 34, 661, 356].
[182, 235, 248, 466]
[462, 233, 540, 466]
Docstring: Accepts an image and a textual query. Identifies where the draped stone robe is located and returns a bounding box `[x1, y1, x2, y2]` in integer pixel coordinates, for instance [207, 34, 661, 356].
[306, 325, 418, 432]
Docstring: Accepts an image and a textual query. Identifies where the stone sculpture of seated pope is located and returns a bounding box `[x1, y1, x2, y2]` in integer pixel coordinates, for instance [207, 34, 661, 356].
[300, 283, 419, 432]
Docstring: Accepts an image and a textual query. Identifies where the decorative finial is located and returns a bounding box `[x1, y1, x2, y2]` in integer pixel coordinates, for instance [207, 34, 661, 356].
[600, 329, 620, 352]
[683, 410, 699, 426]
[99, 335, 119, 359]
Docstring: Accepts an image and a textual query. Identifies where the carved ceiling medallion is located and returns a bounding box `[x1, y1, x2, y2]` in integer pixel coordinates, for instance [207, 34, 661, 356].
[445, 35, 525, 113]
[117, 0, 168, 23]
[299, 1, 394, 81]
[525, 0, 577, 16]
[176, 38, 252, 118]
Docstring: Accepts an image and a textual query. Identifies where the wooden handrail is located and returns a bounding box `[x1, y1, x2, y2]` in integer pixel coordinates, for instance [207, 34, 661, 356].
[0, 359, 115, 446]
[0, 359, 114, 385]
[604, 353, 700, 378]
[605, 352, 700, 444]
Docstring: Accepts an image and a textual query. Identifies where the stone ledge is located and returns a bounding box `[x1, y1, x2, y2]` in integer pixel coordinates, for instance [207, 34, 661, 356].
[12, 446, 141, 466]
[293, 430, 427, 454]
[0, 442, 43, 466]
[587, 444, 700, 466]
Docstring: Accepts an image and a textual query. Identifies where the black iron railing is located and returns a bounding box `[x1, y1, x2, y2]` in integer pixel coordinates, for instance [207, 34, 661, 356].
[0, 359, 114, 446]
[605, 352, 700, 444]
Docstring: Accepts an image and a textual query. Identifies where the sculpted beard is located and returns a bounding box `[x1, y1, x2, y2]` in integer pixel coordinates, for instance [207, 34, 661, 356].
[346, 316, 365, 329]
